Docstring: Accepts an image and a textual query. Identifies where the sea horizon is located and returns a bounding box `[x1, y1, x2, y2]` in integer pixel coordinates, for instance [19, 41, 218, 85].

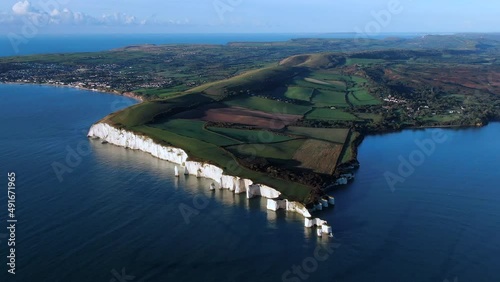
[0, 32, 430, 57]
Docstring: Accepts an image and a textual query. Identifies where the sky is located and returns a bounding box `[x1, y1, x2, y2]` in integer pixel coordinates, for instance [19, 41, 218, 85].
[0, 0, 499, 34]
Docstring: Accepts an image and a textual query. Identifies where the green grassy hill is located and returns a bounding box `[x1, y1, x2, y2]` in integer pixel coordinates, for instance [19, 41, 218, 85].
[87, 43, 500, 203]
[100, 54, 378, 202]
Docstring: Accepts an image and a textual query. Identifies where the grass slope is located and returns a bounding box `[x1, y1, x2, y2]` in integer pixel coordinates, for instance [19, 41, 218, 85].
[132, 125, 312, 201]
[208, 127, 294, 144]
[286, 127, 350, 144]
[306, 108, 359, 121]
[225, 96, 311, 116]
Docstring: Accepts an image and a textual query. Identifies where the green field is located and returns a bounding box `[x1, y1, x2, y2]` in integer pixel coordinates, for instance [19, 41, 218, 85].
[109, 101, 172, 128]
[312, 89, 348, 107]
[341, 131, 360, 163]
[134, 125, 234, 166]
[108, 93, 214, 127]
[286, 71, 380, 108]
[208, 127, 293, 143]
[307, 72, 350, 89]
[286, 126, 350, 144]
[293, 78, 346, 93]
[307, 72, 338, 81]
[225, 96, 311, 115]
[351, 76, 368, 84]
[349, 89, 381, 106]
[227, 139, 306, 163]
[285, 86, 314, 101]
[152, 119, 239, 146]
[305, 108, 359, 121]
[137, 85, 191, 98]
[133, 125, 312, 202]
[189, 66, 298, 99]
[356, 113, 383, 122]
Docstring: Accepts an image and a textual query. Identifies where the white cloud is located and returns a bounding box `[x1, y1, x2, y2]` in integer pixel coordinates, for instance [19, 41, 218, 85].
[4, 0, 190, 27]
[12, 0, 32, 15]
[50, 9, 60, 17]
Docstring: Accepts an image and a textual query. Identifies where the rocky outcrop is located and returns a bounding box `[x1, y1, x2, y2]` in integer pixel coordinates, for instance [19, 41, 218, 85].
[87, 122, 319, 219]
[266, 199, 312, 217]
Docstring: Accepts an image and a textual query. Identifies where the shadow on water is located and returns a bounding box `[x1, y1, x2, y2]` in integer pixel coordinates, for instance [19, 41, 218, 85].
[89, 138, 307, 226]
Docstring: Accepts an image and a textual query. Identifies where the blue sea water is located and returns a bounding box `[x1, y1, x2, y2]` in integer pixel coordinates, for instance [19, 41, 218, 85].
[0, 33, 422, 57]
[1, 84, 500, 282]
[0, 35, 499, 282]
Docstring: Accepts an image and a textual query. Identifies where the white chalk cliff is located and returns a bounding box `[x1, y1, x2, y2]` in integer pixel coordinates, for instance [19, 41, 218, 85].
[88, 123, 318, 219]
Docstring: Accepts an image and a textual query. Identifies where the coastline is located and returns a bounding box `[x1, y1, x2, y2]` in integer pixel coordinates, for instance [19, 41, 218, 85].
[1, 81, 145, 102]
[87, 122, 336, 231]
[7, 81, 494, 233]
[361, 122, 489, 137]
[406, 123, 487, 130]
[1, 81, 336, 232]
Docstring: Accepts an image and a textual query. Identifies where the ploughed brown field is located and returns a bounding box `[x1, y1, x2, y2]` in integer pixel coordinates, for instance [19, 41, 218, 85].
[172, 104, 302, 129]
[203, 107, 301, 129]
[293, 139, 343, 175]
[385, 66, 500, 95]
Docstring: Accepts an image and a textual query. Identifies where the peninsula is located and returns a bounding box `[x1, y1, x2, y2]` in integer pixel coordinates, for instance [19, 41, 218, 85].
[2, 34, 499, 213]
